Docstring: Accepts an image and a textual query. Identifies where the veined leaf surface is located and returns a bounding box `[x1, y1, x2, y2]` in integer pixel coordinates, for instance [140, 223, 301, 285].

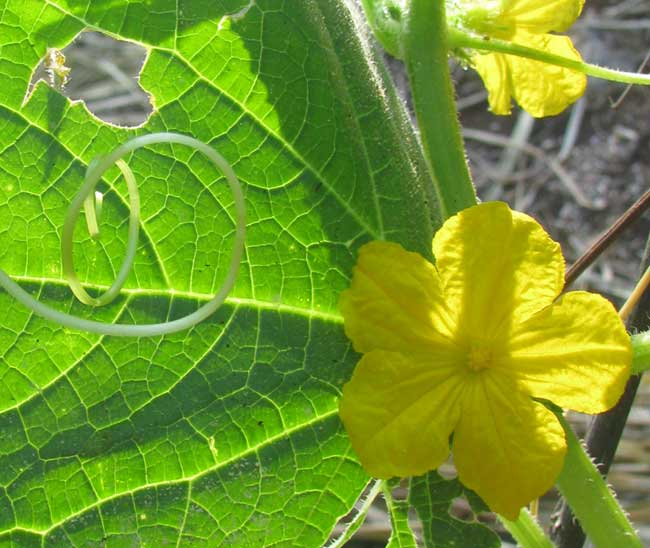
[0, 0, 439, 544]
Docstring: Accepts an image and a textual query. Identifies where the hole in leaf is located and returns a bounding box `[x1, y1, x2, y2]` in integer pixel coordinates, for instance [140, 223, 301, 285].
[30, 31, 152, 127]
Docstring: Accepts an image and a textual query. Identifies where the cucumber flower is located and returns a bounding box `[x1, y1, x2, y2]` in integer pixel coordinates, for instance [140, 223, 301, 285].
[338, 202, 631, 518]
[450, 0, 587, 117]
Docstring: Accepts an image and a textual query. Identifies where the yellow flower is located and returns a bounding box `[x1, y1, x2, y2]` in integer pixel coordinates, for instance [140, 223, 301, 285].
[462, 0, 587, 117]
[338, 202, 631, 518]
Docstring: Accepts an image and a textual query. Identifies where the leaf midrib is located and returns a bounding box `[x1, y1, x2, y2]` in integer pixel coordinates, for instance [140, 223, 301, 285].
[7, 273, 344, 322]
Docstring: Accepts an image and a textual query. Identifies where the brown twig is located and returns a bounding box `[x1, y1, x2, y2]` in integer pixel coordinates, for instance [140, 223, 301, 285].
[564, 189, 650, 288]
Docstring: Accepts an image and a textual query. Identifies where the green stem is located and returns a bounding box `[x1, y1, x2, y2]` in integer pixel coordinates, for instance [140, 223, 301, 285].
[631, 331, 650, 375]
[554, 412, 642, 548]
[499, 509, 553, 548]
[404, 0, 477, 220]
[449, 28, 650, 86]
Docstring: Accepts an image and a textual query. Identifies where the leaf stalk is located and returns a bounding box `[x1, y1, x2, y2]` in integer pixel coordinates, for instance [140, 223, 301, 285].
[553, 412, 643, 548]
[403, 0, 477, 220]
[449, 29, 650, 86]
[499, 508, 554, 548]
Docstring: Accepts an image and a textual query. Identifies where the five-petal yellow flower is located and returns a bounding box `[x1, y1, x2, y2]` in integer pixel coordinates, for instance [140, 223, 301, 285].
[338, 202, 631, 518]
[462, 0, 587, 117]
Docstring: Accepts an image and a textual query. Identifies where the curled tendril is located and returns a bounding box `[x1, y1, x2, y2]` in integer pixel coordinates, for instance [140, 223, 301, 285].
[0, 132, 246, 337]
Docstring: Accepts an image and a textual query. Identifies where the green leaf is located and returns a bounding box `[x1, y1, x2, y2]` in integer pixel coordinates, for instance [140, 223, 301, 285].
[384, 480, 417, 548]
[409, 472, 500, 548]
[0, 0, 440, 544]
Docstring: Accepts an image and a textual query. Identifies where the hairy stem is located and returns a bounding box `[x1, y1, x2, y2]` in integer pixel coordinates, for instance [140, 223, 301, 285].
[404, 0, 477, 219]
[499, 509, 554, 548]
[631, 331, 650, 374]
[449, 29, 650, 86]
[554, 412, 642, 548]
[552, 239, 650, 546]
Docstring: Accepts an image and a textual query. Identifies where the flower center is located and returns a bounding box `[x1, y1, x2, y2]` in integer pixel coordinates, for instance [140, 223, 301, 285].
[467, 344, 493, 372]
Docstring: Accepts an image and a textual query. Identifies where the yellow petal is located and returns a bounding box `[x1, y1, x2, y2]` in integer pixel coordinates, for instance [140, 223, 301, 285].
[472, 52, 514, 115]
[499, 0, 585, 34]
[339, 241, 456, 354]
[339, 350, 465, 479]
[499, 291, 632, 414]
[507, 32, 587, 117]
[453, 372, 566, 519]
[432, 202, 564, 345]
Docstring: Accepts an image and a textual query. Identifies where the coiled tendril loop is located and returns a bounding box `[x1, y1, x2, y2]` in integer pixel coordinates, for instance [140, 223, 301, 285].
[0, 132, 246, 337]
